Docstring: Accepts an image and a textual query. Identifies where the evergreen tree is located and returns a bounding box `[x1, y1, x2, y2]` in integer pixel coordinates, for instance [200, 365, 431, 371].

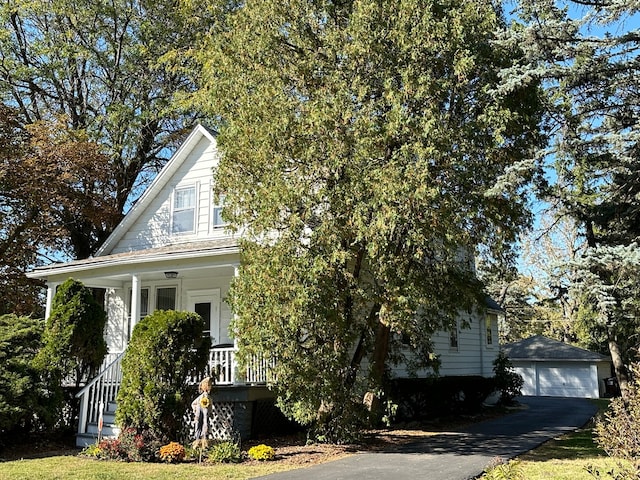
[191, 0, 544, 440]
[502, 0, 640, 398]
[35, 278, 107, 390]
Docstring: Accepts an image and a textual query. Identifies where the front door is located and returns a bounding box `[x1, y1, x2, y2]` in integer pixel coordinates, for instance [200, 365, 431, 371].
[187, 289, 221, 345]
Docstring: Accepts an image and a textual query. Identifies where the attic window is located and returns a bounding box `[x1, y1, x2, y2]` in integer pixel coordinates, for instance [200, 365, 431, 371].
[172, 185, 196, 234]
[212, 194, 227, 228]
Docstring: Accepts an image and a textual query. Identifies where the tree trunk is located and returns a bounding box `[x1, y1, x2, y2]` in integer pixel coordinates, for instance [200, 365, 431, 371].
[364, 317, 391, 418]
[608, 330, 629, 400]
[370, 320, 391, 387]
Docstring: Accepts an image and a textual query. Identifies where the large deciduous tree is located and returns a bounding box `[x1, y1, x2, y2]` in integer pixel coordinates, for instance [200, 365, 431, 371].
[504, 0, 640, 398]
[193, 0, 543, 440]
[0, 0, 214, 261]
[0, 108, 116, 315]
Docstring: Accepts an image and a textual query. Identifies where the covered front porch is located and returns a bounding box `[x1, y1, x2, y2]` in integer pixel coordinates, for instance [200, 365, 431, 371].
[76, 344, 276, 447]
[26, 240, 282, 446]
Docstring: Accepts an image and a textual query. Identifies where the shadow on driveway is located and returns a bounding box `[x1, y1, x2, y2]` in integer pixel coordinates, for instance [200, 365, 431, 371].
[256, 396, 598, 480]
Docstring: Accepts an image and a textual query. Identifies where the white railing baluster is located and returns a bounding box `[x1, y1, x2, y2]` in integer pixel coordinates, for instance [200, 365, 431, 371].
[207, 346, 274, 385]
[76, 352, 125, 439]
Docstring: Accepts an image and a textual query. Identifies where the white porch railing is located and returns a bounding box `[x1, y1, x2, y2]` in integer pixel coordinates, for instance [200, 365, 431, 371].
[76, 347, 274, 439]
[76, 352, 124, 435]
[208, 346, 275, 385]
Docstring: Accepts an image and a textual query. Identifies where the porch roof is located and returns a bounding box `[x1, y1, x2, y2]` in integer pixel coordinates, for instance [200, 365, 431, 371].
[27, 238, 239, 280]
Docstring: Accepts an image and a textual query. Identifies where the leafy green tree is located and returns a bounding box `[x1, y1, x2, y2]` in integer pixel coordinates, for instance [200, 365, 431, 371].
[0, 314, 53, 444]
[192, 0, 543, 440]
[503, 0, 640, 398]
[116, 310, 210, 442]
[34, 278, 107, 400]
[0, 0, 215, 260]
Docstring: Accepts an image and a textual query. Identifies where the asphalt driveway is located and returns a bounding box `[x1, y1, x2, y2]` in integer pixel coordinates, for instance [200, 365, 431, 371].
[256, 396, 598, 480]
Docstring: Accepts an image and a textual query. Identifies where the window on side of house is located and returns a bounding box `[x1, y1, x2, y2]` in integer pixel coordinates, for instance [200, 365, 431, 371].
[128, 288, 149, 319]
[212, 193, 226, 228]
[450, 327, 459, 351]
[486, 313, 496, 346]
[172, 185, 196, 234]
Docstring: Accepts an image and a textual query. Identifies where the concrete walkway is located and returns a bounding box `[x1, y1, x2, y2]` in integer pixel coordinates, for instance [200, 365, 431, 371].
[256, 396, 598, 480]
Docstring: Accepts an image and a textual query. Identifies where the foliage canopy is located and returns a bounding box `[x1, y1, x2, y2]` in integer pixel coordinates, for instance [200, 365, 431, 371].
[191, 0, 544, 440]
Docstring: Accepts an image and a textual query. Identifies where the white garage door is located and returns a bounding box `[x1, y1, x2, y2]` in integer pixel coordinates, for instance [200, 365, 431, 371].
[537, 364, 595, 398]
[514, 365, 537, 396]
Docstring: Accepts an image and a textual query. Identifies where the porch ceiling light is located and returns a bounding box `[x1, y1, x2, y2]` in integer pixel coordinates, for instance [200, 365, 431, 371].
[164, 271, 178, 279]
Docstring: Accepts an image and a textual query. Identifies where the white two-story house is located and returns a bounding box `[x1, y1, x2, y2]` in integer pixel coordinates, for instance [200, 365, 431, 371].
[28, 124, 502, 446]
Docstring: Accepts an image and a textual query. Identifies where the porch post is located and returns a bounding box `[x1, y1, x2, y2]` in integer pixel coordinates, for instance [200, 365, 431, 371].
[232, 264, 240, 384]
[45, 282, 57, 320]
[130, 274, 141, 339]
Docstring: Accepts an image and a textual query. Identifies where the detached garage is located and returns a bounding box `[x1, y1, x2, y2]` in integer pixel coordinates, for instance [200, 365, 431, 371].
[502, 335, 612, 399]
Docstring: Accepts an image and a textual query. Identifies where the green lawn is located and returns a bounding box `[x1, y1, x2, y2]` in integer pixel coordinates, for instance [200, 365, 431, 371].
[0, 455, 298, 480]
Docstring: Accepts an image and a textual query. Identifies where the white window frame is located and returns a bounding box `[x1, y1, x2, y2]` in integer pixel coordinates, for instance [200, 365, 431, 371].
[172, 184, 198, 234]
[156, 286, 178, 311]
[128, 287, 150, 320]
[128, 283, 180, 320]
[486, 313, 496, 347]
[449, 321, 459, 352]
[212, 192, 227, 229]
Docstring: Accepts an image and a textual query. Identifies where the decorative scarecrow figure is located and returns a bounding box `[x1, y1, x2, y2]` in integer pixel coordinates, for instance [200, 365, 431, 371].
[191, 376, 212, 448]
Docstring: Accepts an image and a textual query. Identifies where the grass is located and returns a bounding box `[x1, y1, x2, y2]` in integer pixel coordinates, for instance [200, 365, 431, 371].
[0, 455, 298, 480]
[490, 399, 636, 480]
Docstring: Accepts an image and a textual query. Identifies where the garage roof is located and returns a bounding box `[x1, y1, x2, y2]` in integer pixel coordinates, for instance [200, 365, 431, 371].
[502, 335, 610, 362]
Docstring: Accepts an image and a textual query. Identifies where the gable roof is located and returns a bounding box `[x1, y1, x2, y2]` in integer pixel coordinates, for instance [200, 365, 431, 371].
[485, 296, 503, 313]
[502, 335, 610, 362]
[95, 124, 218, 257]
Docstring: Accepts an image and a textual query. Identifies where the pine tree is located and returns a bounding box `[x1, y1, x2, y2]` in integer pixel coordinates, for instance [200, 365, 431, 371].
[502, 0, 640, 398]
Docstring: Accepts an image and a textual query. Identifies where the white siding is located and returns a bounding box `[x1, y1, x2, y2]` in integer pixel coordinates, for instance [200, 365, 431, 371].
[105, 288, 127, 353]
[111, 137, 229, 254]
[388, 311, 500, 379]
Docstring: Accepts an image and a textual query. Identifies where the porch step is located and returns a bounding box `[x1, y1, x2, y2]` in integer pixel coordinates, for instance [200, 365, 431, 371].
[76, 405, 120, 448]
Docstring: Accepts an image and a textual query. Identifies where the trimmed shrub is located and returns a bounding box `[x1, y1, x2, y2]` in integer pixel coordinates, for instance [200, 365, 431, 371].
[116, 310, 210, 443]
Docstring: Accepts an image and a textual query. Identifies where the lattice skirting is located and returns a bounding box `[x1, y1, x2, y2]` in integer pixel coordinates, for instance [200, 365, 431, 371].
[209, 401, 235, 440]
